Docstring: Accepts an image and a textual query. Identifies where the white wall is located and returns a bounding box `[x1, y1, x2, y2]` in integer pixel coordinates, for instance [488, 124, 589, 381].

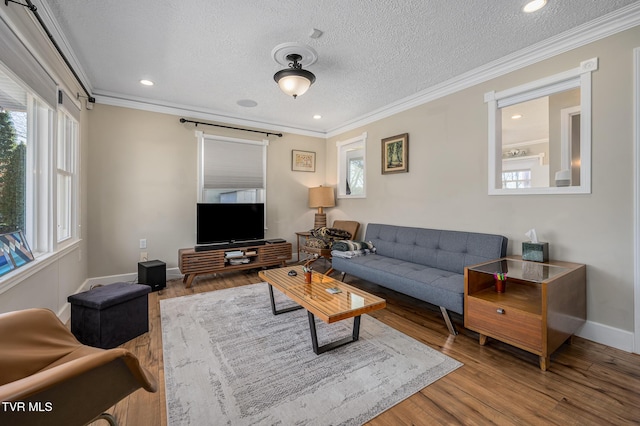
[0, 5, 89, 321]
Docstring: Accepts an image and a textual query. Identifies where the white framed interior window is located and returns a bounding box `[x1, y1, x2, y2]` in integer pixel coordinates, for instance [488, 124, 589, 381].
[196, 131, 268, 204]
[56, 109, 79, 243]
[485, 58, 597, 195]
[337, 132, 367, 198]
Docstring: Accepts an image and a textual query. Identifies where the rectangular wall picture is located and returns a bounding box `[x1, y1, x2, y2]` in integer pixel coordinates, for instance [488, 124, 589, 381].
[382, 133, 409, 174]
[292, 150, 316, 172]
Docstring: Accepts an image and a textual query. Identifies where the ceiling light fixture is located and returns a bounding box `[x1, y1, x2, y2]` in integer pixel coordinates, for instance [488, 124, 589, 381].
[523, 0, 547, 13]
[273, 54, 316, 99]
[140, 79, 154, 86]
[511, 114, 523, 119]
[313, 114, 322, 119]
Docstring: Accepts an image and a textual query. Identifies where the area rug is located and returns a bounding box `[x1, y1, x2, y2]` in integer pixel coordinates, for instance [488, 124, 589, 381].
[160, 283, 462, 425]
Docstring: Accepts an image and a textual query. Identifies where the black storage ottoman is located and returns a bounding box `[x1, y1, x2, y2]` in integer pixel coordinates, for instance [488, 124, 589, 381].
[68, 282, 151, 349]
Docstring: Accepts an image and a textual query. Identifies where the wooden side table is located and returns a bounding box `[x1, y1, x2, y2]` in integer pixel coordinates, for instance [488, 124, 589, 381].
[294, 231, 311, 262]
[464, 257, 586, 371]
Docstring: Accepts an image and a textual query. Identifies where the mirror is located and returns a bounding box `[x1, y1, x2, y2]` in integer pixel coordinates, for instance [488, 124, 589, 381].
[485, 58, 597, 195]
[337, 132, 367, 198]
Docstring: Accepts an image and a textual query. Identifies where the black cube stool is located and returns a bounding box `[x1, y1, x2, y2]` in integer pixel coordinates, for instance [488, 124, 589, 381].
[68, 282, 151, 349]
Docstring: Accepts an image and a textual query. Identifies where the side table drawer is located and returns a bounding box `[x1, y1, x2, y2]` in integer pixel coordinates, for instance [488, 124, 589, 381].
[466, 298, 542, 353]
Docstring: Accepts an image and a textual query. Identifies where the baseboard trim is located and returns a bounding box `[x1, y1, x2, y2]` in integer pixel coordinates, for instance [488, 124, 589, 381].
[60, 269, 634, 353]
[57, 267, 183, 323]
[575, 320, 634, 353]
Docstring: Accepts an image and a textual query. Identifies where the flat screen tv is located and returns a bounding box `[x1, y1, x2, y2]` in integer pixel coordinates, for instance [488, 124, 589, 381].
[196, 203, 264, 245]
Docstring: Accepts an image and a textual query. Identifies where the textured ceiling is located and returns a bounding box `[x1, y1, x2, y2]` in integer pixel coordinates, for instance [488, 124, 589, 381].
[40, 0, 639, 135]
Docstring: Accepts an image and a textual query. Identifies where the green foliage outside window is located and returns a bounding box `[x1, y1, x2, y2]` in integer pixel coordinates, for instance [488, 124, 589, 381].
[0, 111, 26, 233]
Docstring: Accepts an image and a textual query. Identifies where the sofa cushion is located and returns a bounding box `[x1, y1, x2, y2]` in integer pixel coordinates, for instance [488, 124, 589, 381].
[365, 224, 507, 274]
[332, 254, 464, 314]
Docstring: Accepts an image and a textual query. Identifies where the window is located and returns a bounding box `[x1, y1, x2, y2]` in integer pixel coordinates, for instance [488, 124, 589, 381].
[196, 131, 268, 204]
[502, 170, 531, 189]
[0, 65, 55, 258]
[57, 111, 78, 243]
[337, 132, 367, 198]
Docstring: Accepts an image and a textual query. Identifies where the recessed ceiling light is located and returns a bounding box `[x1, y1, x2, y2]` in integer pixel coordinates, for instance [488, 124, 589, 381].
[511, 114, 523, 120]
[237, 99, 258, 108]
[313, 114, 322, 119]
[140, 79, 154, 86]
[523, 0, 547, 13]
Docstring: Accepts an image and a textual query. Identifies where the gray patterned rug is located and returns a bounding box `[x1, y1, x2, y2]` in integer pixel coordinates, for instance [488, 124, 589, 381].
[160, 283, 462, 425]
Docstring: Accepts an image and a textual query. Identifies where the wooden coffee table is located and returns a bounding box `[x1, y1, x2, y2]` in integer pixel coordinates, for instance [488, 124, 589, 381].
[258, 265, 386, 354]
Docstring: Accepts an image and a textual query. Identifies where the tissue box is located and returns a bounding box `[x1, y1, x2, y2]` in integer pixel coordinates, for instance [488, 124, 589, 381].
[522, 242, 549, 263]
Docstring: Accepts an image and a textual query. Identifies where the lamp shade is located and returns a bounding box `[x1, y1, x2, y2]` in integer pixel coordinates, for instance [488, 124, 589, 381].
[309, 186, 335, 208]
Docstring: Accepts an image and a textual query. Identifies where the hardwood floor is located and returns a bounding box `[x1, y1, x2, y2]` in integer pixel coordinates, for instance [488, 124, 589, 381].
[104, 266, 640, 425]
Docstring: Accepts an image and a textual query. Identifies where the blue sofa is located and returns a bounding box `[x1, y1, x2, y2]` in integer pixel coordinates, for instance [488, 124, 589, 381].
[331, 223, 507, 334]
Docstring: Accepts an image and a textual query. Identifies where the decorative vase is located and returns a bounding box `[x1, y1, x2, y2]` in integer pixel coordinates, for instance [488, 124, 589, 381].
[495, 279, 506, 293]
[304, 271, 312, 284]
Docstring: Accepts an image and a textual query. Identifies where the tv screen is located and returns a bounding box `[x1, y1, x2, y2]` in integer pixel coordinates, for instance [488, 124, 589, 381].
[197, 203, 264, 245]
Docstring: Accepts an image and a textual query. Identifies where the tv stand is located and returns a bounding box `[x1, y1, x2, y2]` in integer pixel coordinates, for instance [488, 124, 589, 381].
[179, 241, 292, 288]
[194, 240, 267, 251]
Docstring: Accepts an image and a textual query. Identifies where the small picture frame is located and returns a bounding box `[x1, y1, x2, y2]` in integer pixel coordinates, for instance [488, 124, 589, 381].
[292, 150, 316, 172]
[382, 133, 409, 174]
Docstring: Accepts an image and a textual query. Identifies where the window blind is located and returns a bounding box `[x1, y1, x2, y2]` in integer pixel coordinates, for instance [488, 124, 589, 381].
[202, 136, 266, 189]
[0, 16, 58, 109]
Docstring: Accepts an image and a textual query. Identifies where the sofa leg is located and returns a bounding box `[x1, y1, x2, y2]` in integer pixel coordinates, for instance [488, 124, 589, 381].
[339, 272, 347, 282]
[440, 307, 458, 335]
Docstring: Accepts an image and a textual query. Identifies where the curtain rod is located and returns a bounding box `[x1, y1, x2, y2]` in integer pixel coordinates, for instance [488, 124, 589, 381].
[5, 0, 95, 103]
[179, 118, 283, 138]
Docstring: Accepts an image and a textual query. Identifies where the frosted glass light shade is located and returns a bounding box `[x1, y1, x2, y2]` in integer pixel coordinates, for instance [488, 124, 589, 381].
[278, 75, 312, 98]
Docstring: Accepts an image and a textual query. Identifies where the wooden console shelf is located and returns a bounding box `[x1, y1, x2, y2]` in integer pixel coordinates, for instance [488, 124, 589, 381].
[179, 242, 292, 288]
[464, 257, 586, 371]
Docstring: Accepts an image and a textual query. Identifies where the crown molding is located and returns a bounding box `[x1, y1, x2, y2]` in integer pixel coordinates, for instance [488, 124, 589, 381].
[325, 2, 640, 138]
[42, 1, 640, 140]
[29, 0, 94, 95]
[94, 91, 327, 139]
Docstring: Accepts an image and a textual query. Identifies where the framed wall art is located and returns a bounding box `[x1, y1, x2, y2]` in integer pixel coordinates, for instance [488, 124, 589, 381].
[382, 133, 409, 174]
[292, 150, 316, 172]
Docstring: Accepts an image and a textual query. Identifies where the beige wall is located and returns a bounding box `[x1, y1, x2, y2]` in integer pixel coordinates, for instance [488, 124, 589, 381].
[87, 105, 326, 277]
[87, 27, 638, 335]
[327, 26, 639, 332]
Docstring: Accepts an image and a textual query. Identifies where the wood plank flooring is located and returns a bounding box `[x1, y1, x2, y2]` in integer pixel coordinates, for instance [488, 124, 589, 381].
[99, 266, 640, 425]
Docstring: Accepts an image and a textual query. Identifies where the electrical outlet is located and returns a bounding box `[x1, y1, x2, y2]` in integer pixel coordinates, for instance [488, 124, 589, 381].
[139, 239, 147, 249]
[140, 252, 148, 262]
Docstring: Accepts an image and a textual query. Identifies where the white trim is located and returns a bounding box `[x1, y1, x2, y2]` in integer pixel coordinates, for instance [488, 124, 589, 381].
[96, 91, 326, 139]
[560, 105, 581, 171]
[486, 59, 594, 196]
[336, 132, 367, 199]
[49, 3, 639, 139]
[325, 6, 640, 137]
[576, 320, 634, 353]
[0, 239, 81, 296]
[634, 47, 640, 354]
[57, 267, 183, 323]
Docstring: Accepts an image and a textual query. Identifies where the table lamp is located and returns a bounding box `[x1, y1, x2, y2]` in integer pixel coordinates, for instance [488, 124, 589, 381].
[308, 185, 335, 229]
